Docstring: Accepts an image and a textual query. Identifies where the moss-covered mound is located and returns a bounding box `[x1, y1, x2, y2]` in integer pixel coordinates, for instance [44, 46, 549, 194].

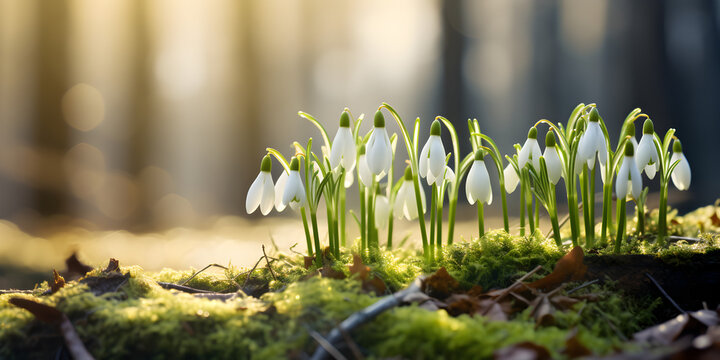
[1, 211, 719, 359]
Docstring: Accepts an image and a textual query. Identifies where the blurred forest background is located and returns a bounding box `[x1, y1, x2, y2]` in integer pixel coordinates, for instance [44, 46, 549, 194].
[1, 0, 719, 235]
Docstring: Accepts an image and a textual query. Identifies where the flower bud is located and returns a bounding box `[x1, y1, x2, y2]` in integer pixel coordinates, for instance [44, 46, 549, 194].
[545, 131, 556, 147]
[643, 119, 654, 135]
[374, 110, 385, 128]
[624, 141, 634, 157]
[260, 155, 272, 172]
[430, 120, 441, 136]
[673, 139, 682, 153]
[290, 157, 300, 171]
[339, 111, 350, 128]
[527, 127, 538, 139]
[589, 107, 599, 123]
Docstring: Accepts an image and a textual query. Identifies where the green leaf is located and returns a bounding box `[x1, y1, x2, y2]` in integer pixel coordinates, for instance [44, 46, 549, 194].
[265, 148, 290, 173]
[298, 111, 331, 151]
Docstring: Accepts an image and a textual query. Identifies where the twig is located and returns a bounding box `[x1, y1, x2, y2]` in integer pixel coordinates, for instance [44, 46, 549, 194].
[308, 329, 348, 360]
[192, 293, 240, 301]
[262, 245, 277, 281]
[481, 265, 543, 316]
[310, 277, 423, 360]
[645, 273, 685, 314]
[0, 289, 34, 294]
[338, 327, 365, 360]
[566, 279, 599, 295]
[668, 236, 703, 243]
[241, 256, 264, 288]
[179, 264, 229, 286]
[157, 282, 213, 294]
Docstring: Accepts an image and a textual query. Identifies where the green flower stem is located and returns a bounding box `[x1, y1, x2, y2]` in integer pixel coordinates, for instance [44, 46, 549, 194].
[589, 165, 596, 245]
[549, 186, 562, 249]
[300, 207, 313, 257]
[387, 215, 394, 249]
[359, 186, 366, 253]
[381, 104, 429, 261]
[519, 179, 526, 236]
[447, 198, 458, 245]
[523, 169, 535, 234]
[368, 179, 378, 250]
[436, 187, 444, 252]
[567, 191, 580, 248]
[581, 165, 592, 247]
[658, 180, 668, 247]
[535, 198, 540, 231]
[600, 182, 612, 246]
[429, 185, 437, 259]
[339, 174, 347, 247]
[614, 197, 627, 253]
[475, 133, 510, 232]
[477, 203, 485, 238]
[325, 201, 335, 256]
[310, 211, 322, 266]
[637, 200, 645, 236]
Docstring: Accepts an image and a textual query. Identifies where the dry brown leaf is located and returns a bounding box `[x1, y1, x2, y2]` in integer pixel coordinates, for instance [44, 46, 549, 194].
[634, 310, 719, 345]
[494, 341, 551, 360]
[50, 269, 65, 294]
[563, 329, 592, 358]
[319, 265, 346, 280]
[9, 297, 63, 323]
[710, 211, 720, 227]
[421, 267, 460, 300]
[65, 253, 93, 278]
[348, 254, 387, 295]
[103, 258, 120, 272]
[529, 246, 587, 291]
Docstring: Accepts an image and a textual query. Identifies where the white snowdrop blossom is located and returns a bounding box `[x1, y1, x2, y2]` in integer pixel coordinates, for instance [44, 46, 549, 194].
[394, 167, 426, 220]
[419, 120, 446, 186]
[374, 195, 390, 229]
[329, 111, 356, 173]
[616, 143, 642, 200]
[357, 145, 373, 187]
[543, 132, 563, 185]
[635, 119, 660, 179]
[365, 110, 393, 179]
[670, 140, 691, 191]
[503, 163, 520, 194]
[246, 155, 275, 215]
[282, 157, 307, 209]
[466, 150, 493, 205]
[575, 108, 607, 175]
[274, 170, 288, 211]
[518, 127, 542, 170]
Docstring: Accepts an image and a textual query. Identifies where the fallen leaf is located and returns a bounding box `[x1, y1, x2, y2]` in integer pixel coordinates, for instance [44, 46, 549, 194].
[65, 253, 93, 278]
[319, 265, 346, 280]
[710, 211, 720, 227]
[563, 329, 592, 358]
[9, 298, 62, 323]
[348, 254, 386, 295]
[529, 246, 587, 291]
[49, 269, 65, 295]
[494, 341, 551, 360]
[421, 267, 460, 300]
[103, 258, 120, 272]
[634, 310, 719, 345]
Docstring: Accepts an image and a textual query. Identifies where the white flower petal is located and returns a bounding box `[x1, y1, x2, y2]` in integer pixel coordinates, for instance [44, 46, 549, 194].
[344, 170, 354, 188]
[366, 127, 392, 176]
[282, 170, 306, 207]
[428, 135, 446, 179]
[260, 172, 275, 215]
[375, 195, 390, 229]
[628, 157, 642, 199]
[358, 155, 373, 187]
[543, 146, 562, 185]
[444, 166, 456, 185]
[274, 171, 288, 211]
[531, 140, 542, 170]
[418, 139, 430, 178]
[503, 164, 519, 194]
[394, 183, 407, 219]
[245, 172, 265, 214]
[518, 138, 533, 169]
[671, 152, 691, 190]
[467, 160, 492, 205]
[615, 160, 629, 199]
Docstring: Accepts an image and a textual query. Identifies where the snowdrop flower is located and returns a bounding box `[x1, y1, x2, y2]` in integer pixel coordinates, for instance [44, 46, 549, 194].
[329, 111, 356, 173]
[543, 132, 563, 185]
[375, 195, 390, 229]
[616, 142, 642, 200]
[635, 119, 659, 179]
[518, 127, 542, 170]
[365, 110, 393, 179]
[575, 108, 607, 175]
[670, 139, 691, 191]
[394, 167, 426, 220]
[466, 150, 493, 205]
[357, 144, 373, 187]
[503, 163, 519, 194]
[274, 170, 288, 211]
[436, 166, 456, 186]
[246, 155, 275, 215]
[419, 120, 446, 186]
[282, 157, 307, 209]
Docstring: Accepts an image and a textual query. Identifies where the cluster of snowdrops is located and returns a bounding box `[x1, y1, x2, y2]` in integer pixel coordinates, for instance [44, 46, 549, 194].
[245, 103, 691, 263]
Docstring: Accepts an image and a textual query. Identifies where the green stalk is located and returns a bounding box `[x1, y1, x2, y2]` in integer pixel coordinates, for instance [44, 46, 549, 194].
[477, 203, 485, 238]
[359, 186, 366, 253]
[524, 169, 535, 234]
[339, 174, 346, 247]
[300, 207, 313, 257]
[500, 182, 509, 232]
[387, 215, 394, 249]
[437, 189, 444, 251]
[589, 165, 596, 246]
[368, 179, 377, 250]
[567, 190, 580, 247]
[520, 179, 526, 236]
[429, 185, 437, 258]
[658, 181, 668, 247]
[310, 211, 322, 266]
[325, 197, 336, 257]
[581, 165, 591, 246]
[549, 187, 562, 249]
[636, 200, 645, 236]
[600, 182, 611, 246]
[447, 198, 457, 245]
[535, 197, 540, 231]
[614, 197, 627, 253]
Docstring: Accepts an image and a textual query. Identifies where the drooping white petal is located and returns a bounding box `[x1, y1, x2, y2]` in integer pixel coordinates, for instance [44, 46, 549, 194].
[636, 134, 659, 180]
[428, 135, 446, 179]
[282, 170, 306, 208]
[442, 166, 456, 185]
[393, 182, 408, 219]
[358, 155, 373, 187]
[466, 160, 492, 205]
[344, 170, 354, 188]
[313, 162, 324, 182]
[670, 152, 691, 190]
[274, 171, 289, 211]
[503, 164, 519, 194]
[518, 138, 541, 169]
[330, 127, 355, 171]
[366, 127, 392, 176]
[259, 172, 275, 215]
[418, 139, 430, 178]
[628, 157, 642, 199]
[543, 146, 563, 185]
[246, 172, 265, 214]
[615, 159, 629, 199]
[375, 195, 390, 229]
[576, 122, 605, 174]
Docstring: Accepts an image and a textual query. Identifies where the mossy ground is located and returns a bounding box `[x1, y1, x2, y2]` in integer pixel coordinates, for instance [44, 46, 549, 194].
[1, 205, 719, 359]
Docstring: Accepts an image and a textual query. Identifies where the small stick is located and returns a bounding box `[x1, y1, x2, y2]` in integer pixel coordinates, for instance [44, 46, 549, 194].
[645, 273, 685, 314]
[481, 265, 543, 316]
[157, 282, 213, 294]
[338, 327, 365, 360]
[668, 236, 703, 243]
[0, 289, 34, 295]
[566, 279, 599, 295]
[308, 329, 348, 360]
[262, 245, 277, 281]
[180, 264, 229, 286]
[242, 256, 264, 288]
